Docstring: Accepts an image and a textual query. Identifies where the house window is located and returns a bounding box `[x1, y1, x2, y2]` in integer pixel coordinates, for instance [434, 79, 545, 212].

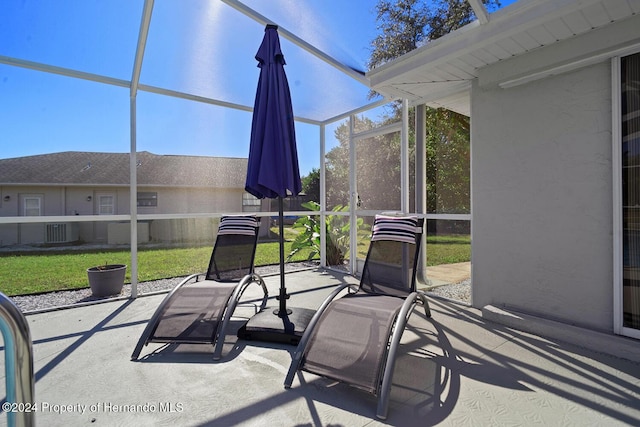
[23, 196, 42, 216]
[98, 194, 115, 215]
[620, 52, 640, 334]
[137, 192, 158, 207]
[243, 192, 261, 212]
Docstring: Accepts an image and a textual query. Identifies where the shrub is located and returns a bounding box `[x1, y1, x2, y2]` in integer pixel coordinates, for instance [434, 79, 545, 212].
[287, 202, 366, 266]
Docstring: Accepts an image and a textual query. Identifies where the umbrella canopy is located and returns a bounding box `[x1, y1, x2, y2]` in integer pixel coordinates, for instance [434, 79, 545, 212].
[245, 24, 302, 200]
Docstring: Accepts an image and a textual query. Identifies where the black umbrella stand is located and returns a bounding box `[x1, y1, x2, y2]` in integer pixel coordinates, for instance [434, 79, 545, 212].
[238, 197, 316, 345]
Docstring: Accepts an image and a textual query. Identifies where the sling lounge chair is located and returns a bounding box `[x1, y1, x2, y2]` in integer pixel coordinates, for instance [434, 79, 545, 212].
[131, 215, 268, 361]
[284, 214, 430, 419]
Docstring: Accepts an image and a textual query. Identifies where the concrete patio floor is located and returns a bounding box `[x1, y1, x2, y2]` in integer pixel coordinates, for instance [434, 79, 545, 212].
[2, 268, 640, 426]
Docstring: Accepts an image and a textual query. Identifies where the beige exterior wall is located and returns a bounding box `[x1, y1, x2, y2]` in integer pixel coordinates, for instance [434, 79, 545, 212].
[471, 62, 613, 331]
[137, 187, 242, 215]
[0, 185, 243, 246]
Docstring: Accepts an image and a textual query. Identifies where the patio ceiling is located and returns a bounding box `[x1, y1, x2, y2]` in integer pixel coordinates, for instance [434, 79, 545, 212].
[368, 0, 640, 116]
[1, 0, 512, 126]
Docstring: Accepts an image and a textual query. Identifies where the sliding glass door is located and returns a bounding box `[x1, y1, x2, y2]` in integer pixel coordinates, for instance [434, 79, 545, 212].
[620, 52, 640, 336]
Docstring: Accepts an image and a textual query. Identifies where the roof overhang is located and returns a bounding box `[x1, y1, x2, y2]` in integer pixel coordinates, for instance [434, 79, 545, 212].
[367, 0, 640, 116]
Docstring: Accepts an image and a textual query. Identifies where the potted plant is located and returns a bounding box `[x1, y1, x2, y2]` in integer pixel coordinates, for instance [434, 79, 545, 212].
[87, 263, 127, 297]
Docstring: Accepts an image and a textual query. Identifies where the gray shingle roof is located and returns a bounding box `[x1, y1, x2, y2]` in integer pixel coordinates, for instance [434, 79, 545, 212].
[0, 151, 248, 188]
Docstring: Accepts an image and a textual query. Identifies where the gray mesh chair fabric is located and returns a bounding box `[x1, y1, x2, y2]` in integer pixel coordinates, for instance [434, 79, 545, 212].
[284, 215, 431, 419]
[302, 294, 404, 393]
[131, 216, 268, 361]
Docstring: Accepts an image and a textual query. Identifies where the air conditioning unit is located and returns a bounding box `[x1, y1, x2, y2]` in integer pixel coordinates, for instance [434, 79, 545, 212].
[45, 223, 79, 244]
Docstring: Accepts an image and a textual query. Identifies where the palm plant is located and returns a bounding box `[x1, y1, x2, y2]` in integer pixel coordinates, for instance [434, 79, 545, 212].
[287, 202, 365, 266]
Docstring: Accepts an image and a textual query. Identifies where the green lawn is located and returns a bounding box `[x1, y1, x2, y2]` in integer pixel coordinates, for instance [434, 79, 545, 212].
[0, 233, 470, 296]
[425, 234, 471, 266]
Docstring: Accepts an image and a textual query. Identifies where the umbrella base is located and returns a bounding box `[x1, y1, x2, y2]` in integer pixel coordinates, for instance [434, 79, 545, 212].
[237, 306, 316, 345]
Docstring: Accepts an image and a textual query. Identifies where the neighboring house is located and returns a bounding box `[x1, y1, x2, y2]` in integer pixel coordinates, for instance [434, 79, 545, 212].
[0, 151, 252, 245]
[368, 0, 640, 339]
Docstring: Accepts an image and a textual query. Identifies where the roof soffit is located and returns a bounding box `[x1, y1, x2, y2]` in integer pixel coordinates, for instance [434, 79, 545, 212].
[367, 0, 639, 109]
[479, 12, 640, 88]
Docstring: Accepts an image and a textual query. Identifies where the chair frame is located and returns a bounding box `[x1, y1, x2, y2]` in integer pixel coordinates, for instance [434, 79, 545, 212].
[284, 216, 430, 419]
[131, 217, 268, 361]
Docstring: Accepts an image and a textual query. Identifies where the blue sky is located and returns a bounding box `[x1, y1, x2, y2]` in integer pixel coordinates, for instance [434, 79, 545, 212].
[0, 0, 515, 176]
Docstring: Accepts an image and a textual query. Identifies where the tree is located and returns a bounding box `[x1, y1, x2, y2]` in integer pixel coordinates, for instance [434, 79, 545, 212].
[301, 168, 320, 203]
[369, 0, 501, 70]
[321, 0, 494, 216]
[368, 0, 429, 71]
[364, 0, 495, 214]
[424, 109, 470, 214]
[325, 116, 409, 211]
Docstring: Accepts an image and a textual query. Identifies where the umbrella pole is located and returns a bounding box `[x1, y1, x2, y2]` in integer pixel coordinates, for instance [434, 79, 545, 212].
[275, 196, 291, 316]
[237, 196, 316, 344]
[238, 25, 316, 345]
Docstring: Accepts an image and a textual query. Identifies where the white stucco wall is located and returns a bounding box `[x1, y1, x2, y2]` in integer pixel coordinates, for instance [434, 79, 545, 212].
[471, 62, 613, 331]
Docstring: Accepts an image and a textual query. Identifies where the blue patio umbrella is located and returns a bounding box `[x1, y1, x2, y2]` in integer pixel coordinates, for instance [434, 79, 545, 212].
[245, 24, 302, 200]
[241, 25, 314, 343]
